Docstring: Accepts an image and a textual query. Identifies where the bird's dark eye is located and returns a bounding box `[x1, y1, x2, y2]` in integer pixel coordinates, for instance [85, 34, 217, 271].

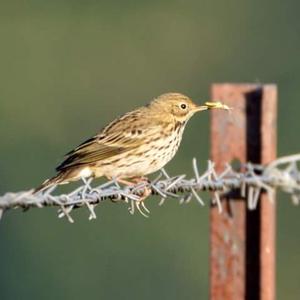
[180, 103, 187, 109]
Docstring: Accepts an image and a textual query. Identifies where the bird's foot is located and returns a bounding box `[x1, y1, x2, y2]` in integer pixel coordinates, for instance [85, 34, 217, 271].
[119, 177, 151, 217]
[128, 185, 152, 217]
[107, 176, 152, 217]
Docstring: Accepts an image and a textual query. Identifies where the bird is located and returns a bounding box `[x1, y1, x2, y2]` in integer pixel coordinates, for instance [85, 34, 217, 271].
[34, 92, 228, 216]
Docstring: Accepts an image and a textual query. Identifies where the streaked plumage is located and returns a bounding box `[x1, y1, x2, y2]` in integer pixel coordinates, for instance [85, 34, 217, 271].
[35, 93, 214, 193]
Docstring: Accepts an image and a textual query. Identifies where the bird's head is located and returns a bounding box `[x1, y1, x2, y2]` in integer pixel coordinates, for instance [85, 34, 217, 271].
[149, 92, 209, 122]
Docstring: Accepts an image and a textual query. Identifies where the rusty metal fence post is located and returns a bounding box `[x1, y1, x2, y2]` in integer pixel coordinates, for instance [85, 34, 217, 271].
[210, 84, 277, 300]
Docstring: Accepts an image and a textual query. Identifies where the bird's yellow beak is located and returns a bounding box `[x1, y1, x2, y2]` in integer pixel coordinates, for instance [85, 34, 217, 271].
[194, 105, 209, 112]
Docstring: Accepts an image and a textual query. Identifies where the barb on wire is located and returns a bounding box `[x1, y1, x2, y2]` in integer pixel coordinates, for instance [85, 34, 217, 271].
[0, 154, 300, 222]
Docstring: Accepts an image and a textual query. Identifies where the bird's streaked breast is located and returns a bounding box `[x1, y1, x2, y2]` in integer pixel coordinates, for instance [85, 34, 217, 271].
[94, 121, 187, 178]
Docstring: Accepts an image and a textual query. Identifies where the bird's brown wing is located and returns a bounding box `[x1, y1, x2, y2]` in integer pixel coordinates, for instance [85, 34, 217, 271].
[56, 108, 159, 172]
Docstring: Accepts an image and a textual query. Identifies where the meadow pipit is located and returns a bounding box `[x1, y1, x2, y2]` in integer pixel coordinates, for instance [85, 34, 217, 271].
[35, 93, 229, 215]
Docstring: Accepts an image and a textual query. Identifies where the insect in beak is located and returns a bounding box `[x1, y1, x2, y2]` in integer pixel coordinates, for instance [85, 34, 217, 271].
[194, 101, 232, 113]
[204, 101, 232, 111]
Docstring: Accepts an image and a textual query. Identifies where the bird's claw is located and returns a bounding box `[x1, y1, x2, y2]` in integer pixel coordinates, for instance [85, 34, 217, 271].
[114, 176, 151, 217]
[128, 186, 151, 218]
[135, 200, 150, 218]
[128, 199, 150, 218]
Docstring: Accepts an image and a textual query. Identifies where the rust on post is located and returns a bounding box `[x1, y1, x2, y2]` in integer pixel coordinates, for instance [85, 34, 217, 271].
[209, 84, 277, 300]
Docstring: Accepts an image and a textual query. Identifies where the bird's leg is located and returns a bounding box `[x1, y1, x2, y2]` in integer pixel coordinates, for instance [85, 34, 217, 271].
[130, 177, 151, 217]
[105, 176, 132, 203]
[114, 178, 136, 186]
[108, 176, 151, 217]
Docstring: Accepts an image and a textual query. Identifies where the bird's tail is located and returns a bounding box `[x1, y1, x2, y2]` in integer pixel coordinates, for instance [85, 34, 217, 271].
[33, 171, 70, 194]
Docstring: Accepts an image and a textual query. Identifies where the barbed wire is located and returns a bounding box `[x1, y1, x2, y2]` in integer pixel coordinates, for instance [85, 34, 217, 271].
[0, 154, 300, 222]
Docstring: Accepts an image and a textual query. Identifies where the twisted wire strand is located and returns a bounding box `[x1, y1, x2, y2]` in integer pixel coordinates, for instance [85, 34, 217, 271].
[0, 154, 299, 222]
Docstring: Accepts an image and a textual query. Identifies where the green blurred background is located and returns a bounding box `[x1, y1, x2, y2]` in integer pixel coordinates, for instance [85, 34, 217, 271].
[0, 0, 300, 299]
